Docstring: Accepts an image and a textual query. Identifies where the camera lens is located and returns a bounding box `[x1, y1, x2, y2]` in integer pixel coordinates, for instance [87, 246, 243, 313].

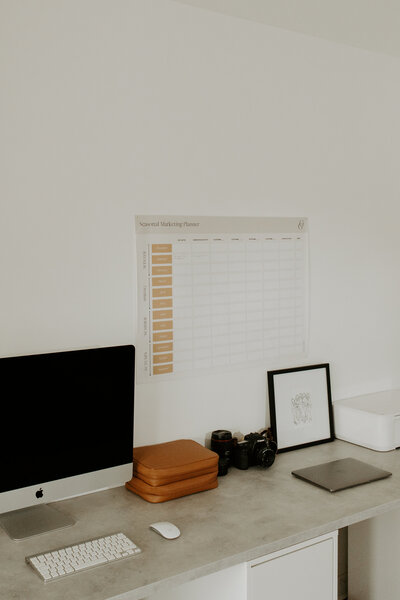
[256, 445, 276, 469]
[211, 430, 233, 456]
[217, 456, 230, 476]
[233, 440, 249, 470]
[211, 430, 234, 476]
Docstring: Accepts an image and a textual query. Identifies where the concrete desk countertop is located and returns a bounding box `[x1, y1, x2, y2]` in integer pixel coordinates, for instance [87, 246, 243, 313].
[2, 440, 400, 600]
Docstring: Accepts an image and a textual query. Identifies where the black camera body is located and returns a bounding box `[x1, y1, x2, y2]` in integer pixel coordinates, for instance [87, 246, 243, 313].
[234, 431, 277, 470]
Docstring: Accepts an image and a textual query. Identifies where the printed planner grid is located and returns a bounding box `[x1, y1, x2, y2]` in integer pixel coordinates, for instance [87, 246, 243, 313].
[146, 234, 307, 380]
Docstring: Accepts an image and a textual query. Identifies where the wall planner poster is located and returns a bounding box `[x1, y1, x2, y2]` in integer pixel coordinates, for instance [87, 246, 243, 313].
[135, 215, 309, 383]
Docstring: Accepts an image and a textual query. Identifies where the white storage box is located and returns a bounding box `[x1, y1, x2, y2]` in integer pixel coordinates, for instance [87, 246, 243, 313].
[333, 390, 400, 451]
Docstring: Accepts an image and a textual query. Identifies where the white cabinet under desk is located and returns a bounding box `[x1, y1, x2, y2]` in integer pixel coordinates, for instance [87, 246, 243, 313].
[247, 531, 337, 600]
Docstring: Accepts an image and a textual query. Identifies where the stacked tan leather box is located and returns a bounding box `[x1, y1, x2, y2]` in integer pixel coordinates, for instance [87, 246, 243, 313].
[125, 439, 219, 503]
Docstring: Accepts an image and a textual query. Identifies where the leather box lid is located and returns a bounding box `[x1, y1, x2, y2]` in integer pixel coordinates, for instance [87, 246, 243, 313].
[132, 439, 219, 486]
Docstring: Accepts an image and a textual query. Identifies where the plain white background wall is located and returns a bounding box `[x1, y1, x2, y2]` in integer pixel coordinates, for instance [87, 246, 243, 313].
[1, 0, 400, 446]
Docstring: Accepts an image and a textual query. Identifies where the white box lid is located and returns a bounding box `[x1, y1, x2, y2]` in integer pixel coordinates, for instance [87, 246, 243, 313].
[335, 389, 400, 416]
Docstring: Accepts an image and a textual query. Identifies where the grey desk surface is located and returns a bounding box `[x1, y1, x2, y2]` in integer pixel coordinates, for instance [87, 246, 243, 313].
[2, 440, 400, 600]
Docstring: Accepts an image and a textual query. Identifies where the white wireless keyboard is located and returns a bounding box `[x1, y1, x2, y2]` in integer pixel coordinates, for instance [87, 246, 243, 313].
[26, 532, 142, 582]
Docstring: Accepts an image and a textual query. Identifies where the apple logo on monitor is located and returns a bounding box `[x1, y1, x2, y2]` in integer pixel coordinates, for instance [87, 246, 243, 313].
[35, 488, 44, 499]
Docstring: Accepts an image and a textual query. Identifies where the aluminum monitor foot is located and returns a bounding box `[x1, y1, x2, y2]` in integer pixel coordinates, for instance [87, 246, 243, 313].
[0, 504, 75, 540]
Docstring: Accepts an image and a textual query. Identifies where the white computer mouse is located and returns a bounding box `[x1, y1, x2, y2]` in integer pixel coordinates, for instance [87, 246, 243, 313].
[149, 521, 181, 539]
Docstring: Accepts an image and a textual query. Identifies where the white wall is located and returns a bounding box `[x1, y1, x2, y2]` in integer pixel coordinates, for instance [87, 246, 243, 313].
[1, 0, 400, 446]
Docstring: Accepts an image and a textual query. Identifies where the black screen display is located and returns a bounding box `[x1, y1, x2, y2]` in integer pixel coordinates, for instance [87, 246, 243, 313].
[0, 345, 135, 493]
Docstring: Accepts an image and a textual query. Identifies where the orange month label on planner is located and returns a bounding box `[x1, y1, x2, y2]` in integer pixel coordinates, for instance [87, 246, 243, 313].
[153, 309, 173, 320]
[153, 364, 173, 375]
[152, 266, 172, 276]
[152, 244, 172, 253]
[152, 277, 172, 287]
[153, 353, 173, 364]
[153, 331, 173, 342]
[153, 298, 173, 309]
[153, 320, 173, 331]
[152, 288, 172, 298]
[152, 254, 172, 265]
[153, 342, 173, 353]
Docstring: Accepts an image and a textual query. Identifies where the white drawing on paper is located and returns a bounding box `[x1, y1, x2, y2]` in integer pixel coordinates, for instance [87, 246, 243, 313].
[291, 392, 312, 426]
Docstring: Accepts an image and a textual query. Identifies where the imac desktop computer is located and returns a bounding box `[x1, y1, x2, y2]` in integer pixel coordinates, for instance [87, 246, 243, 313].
[0, 344, 135, 540]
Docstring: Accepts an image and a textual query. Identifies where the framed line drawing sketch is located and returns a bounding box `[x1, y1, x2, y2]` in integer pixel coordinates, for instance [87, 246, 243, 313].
[268, 364, 334, 453]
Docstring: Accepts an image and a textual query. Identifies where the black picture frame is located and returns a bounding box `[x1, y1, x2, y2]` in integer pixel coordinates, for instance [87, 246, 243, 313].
[268, 363, 334, 453]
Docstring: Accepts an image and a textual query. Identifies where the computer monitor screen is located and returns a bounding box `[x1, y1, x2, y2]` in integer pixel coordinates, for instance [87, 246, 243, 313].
[0, 345, 135, 537]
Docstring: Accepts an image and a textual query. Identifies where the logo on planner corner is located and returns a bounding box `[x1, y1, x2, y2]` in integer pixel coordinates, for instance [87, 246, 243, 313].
[35, 488, 44, 499]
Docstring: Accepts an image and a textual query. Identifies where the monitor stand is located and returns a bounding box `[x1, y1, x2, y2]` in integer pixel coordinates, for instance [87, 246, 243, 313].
[0, 504, 75, 540]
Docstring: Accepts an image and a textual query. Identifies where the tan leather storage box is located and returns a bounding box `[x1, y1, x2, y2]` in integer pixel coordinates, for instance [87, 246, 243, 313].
[125, 439, 219, 503]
